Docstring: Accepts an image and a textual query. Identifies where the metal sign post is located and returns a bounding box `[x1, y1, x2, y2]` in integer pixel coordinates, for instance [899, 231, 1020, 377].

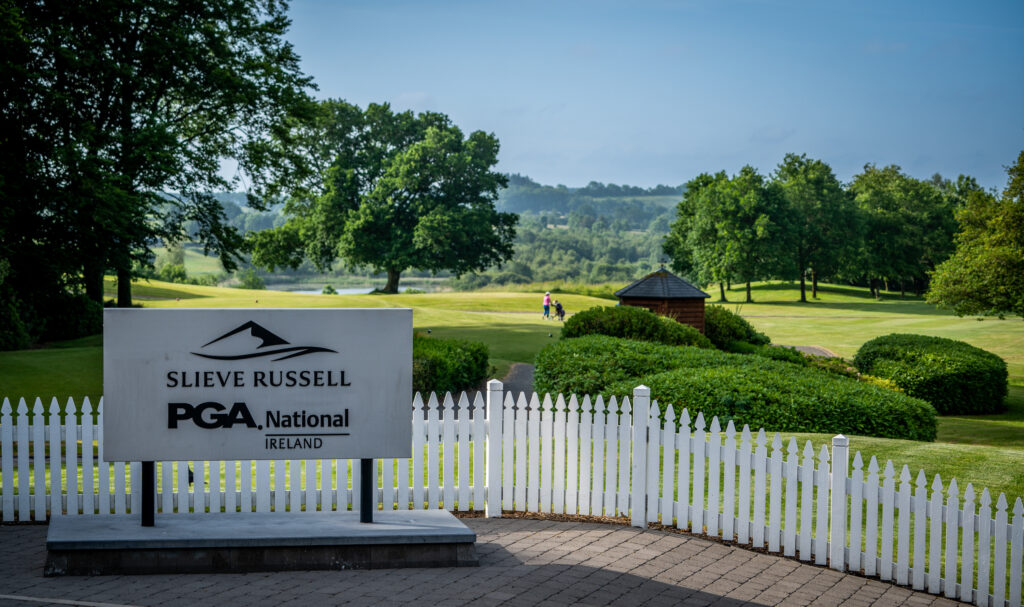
[360, 458, 373, 523]
[141, 461, 155, 527]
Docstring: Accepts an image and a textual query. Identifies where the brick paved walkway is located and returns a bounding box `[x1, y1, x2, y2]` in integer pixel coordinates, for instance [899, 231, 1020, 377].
[0, 518, 963, 606]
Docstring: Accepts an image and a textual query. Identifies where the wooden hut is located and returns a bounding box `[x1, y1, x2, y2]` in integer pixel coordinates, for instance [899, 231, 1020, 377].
[615, 268, 711, 333]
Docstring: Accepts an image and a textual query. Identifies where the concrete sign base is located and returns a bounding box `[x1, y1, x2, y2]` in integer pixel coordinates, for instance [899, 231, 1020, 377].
[44, 511, 478, 575]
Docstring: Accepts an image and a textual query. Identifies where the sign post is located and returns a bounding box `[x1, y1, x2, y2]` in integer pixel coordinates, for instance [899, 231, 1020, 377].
[360, 459, 373, 523]
[141, 462, 154, 527]
[102, 309, 412, 525]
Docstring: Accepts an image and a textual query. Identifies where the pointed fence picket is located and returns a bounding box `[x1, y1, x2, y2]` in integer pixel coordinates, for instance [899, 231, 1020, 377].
[500, 392, 514, 511]
[473, 392, 486, 511]
[590, 396, 606, 516]
[577, 396, 592, 514]
[566, 395, 579, 515]
[0, 387, 1021, 606]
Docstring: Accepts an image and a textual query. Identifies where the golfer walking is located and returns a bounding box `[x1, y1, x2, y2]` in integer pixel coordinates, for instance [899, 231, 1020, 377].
[542, 291, 551, 319]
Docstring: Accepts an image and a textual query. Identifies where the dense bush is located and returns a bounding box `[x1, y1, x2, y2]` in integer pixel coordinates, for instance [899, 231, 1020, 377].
[234, 269, 266, 290]
[806, 355, 860, 379]
[726, 341, 807, 365]
[560, 305, 713, 348]
[413, 334, 489, 395]
[158, 264, 188, 283]
[704, 305, 770, 350]
[38, 293, 103, 342]
[853, 334, 1008, 414]
[0, 297, 30, 350]
[535, 335, 937, 441]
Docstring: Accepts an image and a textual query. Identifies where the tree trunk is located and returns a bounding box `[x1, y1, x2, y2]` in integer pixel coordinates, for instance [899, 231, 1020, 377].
[745, 281, 753, 303]
[811, 270, 818, 299]
[900, 279, 905, 299]
[719, 282, 728, 302]
[726, 279, 731, 291]
[117, 268, 132, 307]
[799, 271, 807, 302]
[870, 278, 879, 299]
[384, 269, 402, 294]
[883, 278, 890, 293]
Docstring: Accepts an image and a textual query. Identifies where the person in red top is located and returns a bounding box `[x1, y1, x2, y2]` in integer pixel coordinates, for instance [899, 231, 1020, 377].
[542, 292, 551, 319]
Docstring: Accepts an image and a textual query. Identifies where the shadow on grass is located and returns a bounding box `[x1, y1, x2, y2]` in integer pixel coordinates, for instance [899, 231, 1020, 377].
[738, 300, 946, 316]
[103, 278, 209, 300]
[710, 284, 945, 316]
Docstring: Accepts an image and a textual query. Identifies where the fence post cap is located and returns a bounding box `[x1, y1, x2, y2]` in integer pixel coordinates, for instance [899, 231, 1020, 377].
[831, 434, 849, 447]
[633, 385, 650, 397]
[487, 379, 503, 390]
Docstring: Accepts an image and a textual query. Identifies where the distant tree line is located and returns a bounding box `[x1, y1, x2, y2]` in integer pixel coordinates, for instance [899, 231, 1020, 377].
[452, 214, 665, 289]
[499, 174, 682, 217]
[663, 153, 1008, 305]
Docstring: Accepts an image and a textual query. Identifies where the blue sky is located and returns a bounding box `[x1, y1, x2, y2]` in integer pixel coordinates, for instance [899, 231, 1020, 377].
[285, 0, 1024, 191]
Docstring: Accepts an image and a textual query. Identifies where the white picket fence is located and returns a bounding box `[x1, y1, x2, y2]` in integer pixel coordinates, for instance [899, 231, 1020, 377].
[1, 382, 1021, 606]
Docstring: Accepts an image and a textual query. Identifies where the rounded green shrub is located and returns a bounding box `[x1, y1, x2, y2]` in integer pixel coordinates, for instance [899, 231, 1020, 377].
[605, 364, 937, 441]
[704, 305, 770, 350]
[534, 335, 716, 396]
[535, 335, 937, 441]
[413, 333, 489, 395]
[560, 305, 713, 348]
[853, 334, 1008, 414]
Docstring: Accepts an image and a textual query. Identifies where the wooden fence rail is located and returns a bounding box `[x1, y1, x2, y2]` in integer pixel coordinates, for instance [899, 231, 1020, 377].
[1, 382, 1021, 606]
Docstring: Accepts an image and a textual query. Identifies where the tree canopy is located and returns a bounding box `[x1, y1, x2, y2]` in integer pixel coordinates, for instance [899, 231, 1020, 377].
[773, 153, 860, 302]
[0, 0, 313, 343]
[848, 164, 956, 297]
[249, 100, 517, 293]
[928, 151, 1024, 318]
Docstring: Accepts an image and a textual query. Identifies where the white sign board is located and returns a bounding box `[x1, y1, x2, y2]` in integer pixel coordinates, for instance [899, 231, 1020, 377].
[103, 309, 412, 461]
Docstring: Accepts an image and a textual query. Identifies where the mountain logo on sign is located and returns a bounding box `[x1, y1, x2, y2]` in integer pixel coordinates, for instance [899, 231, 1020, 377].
[191, 321, 338, 362]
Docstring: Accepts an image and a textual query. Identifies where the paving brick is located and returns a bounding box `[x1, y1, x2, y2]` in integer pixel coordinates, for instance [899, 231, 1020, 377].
[0, 520, 969, 606]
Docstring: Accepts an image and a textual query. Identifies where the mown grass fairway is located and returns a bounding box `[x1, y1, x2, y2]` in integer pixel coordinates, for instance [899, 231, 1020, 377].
[0, 278, 1021, 498]
[709, 281, 1024, 383]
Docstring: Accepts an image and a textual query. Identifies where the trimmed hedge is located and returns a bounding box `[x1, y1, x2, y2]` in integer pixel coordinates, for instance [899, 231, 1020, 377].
[704, 305, 770, 350]
[726, 341, 807, 365]
[413, 334, 489, 395]
[560, 305, 713, 348]
[534, 335, 937, 441]
[853, 334, 1008, 415]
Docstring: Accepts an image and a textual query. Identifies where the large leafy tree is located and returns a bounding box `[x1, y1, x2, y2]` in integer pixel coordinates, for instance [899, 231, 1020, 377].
[772, 154, 860, 302]
[717, 166, 787, 302]
[928, 151, 1024, 318]
[663, 172, 731, 298]
[250, 100, 517, 293]
[1, 0, 313, 323]
[849, 165, 955, 297]
[663, 168, 785, 302]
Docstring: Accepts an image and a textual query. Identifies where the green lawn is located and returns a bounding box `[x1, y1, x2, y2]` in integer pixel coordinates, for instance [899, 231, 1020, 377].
[1, 278, 1022, 499]
[710, 281, 1024, 384]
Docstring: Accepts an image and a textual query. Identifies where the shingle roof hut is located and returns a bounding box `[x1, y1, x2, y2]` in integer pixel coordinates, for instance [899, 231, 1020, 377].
[614, 267, 711, 333]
